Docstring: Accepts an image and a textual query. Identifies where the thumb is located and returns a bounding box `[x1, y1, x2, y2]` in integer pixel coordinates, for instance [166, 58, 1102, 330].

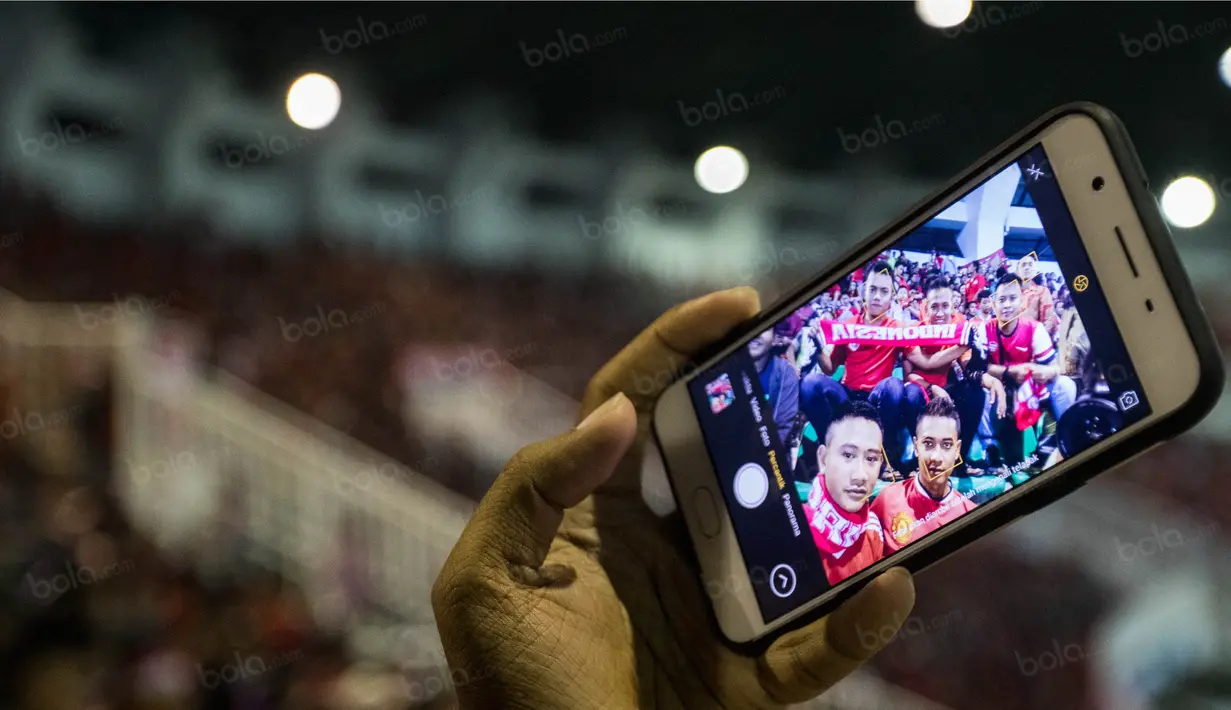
[458, 393, 637, 579]
[758, 567, 915, 704]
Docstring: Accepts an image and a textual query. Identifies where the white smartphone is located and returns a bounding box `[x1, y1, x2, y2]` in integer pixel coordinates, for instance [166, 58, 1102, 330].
[653, 104, 1223, 645]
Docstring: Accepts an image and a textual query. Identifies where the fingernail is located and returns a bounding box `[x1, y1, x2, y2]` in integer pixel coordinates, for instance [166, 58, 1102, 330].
[577, 392, 629, 429]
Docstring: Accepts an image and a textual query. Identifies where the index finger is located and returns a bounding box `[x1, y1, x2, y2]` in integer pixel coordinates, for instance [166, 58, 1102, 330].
[579, 286, 760, 491]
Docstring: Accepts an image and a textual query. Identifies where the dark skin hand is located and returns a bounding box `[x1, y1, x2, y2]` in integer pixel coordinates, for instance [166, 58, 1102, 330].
[431, 287, 916, 709]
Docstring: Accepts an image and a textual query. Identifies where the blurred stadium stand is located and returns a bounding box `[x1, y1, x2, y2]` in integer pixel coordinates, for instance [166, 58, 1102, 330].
[1, 4, 1230, 710]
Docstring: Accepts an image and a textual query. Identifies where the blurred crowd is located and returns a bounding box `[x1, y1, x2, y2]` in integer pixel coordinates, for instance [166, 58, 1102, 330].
[809, 248, 1069, 335]
[0, 189, 653, 500]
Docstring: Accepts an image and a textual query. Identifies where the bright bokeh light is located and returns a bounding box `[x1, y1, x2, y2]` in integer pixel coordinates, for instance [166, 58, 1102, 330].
[1219, 46, 1231, 88]
[1160, 177, 1216, 228]
[915, 0, 973, 28]
[286, 73, 341, 130]
[694, 146, 749, 194]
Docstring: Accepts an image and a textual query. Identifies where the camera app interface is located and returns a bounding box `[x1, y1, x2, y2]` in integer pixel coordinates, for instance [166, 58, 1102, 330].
[688, 145, 1152, 621]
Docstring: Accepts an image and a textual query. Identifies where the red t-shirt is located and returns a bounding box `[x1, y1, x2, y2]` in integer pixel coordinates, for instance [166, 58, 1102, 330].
[984, 318, 1055, 367]
[803, 477, 884, 585]
[964, 274, 986, 305]
[870, 475, 977, 552]
[913, 313, 965, 387]
[831, 313, 903, 391]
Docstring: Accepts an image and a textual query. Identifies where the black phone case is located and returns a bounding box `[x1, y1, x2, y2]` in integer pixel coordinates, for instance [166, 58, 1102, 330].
[655, 101, 1225, 654]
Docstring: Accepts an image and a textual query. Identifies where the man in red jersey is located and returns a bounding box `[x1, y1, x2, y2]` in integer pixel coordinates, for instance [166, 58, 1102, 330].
[982, 272, 1076, 467]
[801, 261, 966, 471]
[871, 398, 977, 552]
[963, 264, 987, 308]
[801, 401, 885, 585]
[903, 277, 1006, 474]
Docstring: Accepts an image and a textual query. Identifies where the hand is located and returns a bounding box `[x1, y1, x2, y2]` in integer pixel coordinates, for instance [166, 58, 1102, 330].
[981, 373, 1007, 418]
[813, 322, 827, 349]
[1030, 365, 1056, 384]
[929, 385, 950, 402]
[1006, 364, 1031, 383]
[432, 288, 916, 710]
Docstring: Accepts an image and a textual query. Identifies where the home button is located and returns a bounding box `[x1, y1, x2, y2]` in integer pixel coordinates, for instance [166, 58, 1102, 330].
[692, 488, 721, 538]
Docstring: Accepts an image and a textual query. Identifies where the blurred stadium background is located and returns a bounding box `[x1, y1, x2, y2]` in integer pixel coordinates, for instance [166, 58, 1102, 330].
[0, 2, 1230, 709]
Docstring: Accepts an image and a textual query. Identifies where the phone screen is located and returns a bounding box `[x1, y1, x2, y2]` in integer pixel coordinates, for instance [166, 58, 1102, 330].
[687, 143, 1152, 622]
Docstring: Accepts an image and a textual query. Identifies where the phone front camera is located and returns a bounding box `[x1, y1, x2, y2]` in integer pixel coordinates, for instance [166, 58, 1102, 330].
[1092, 176, 1106, 191]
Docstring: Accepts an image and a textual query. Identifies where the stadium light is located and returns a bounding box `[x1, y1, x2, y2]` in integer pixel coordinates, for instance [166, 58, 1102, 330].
[286, 73, 342, 130]
[915, 0, 973, 29]
[1219, 46, 1231, 88]
[694, 146, 749, 194]
[1160, 176, 1216, 229]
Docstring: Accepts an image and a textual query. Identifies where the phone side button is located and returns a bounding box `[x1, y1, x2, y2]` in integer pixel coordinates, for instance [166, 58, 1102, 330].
[692, 488, 722, 538]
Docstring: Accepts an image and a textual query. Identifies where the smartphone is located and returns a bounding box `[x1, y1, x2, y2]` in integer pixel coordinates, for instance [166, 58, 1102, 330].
[653, 103, 1223, 646]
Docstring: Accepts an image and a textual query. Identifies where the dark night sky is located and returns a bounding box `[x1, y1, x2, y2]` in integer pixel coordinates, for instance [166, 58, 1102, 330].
[62, 2, 1231, 187]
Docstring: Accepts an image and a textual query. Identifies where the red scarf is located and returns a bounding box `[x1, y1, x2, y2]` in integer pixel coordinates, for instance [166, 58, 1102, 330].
[815, 320, 967, 348]
[805, 474, 880, 559]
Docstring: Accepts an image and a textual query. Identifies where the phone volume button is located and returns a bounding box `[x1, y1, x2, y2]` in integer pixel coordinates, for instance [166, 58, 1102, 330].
[692, 488, 722, 538]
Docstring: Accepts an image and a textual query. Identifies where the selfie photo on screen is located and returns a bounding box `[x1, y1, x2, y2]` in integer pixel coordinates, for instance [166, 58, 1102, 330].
[688, 149, 1157, 603]
[779, 161, 1111, 583]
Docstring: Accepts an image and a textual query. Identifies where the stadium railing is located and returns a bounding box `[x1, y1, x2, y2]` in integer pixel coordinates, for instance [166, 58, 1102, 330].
[0, 285, 474, 670]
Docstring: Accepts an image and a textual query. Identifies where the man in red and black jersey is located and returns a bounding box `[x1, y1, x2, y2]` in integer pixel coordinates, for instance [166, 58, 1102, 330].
[800, 261, 966, 472]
